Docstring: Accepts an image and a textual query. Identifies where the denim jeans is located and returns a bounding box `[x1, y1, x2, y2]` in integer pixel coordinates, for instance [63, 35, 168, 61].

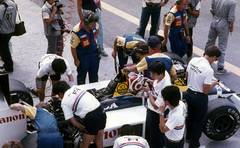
[138, 4, 161, 38]
[0, 33, 14, 71]
[82, 9, 105, 52]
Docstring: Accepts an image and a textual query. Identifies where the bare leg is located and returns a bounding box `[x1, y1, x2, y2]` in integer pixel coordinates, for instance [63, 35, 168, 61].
[38, 81, 47, 102]
[80, 133, 95, 148]
[95, 129, 104, 148]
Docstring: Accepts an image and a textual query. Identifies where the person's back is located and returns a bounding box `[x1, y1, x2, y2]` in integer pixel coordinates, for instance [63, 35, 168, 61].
[0, 0, 17, 34]
[211, 0, 236, 19]
[113, 124, 150, 148]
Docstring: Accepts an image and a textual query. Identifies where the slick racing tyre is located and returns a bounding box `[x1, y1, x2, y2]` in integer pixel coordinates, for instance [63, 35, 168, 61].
[203, 98, 240, 141]
[163, 52, 185, 66]
[9, 79, 33, 106]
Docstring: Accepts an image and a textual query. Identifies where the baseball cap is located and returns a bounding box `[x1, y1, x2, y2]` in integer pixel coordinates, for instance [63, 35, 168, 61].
[147, 35, 161, 47]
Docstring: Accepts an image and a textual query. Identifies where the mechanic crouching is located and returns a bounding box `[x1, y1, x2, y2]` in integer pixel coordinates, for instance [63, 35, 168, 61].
[52, 81, 107, 148]
[10, 102, 63, 148]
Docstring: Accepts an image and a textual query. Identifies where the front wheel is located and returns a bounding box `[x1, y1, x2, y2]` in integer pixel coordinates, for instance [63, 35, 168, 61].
[203, 98, 240, 141]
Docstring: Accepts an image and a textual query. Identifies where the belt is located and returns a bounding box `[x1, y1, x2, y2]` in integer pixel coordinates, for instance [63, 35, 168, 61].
[188, 88, 204, 95]
[38, 129, 59, 133]
[167, 137, 181, 143]
[86, 50, 98, 54]
[82, 8, 99, 13]
[146, 2, 159, 7]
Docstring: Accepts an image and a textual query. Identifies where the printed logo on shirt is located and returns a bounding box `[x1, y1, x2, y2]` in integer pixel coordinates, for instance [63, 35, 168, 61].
[81, 37, 91, 47]
[174, 19, 182, 27]
[80, 34, 87, 39]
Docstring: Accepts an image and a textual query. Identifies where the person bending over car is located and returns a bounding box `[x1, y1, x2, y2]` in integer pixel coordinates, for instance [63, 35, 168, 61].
[113, 124, 150, 148]
[35, 54, 74, 102]
[10, 102, 63, 148]
[52, 81, 106, 148]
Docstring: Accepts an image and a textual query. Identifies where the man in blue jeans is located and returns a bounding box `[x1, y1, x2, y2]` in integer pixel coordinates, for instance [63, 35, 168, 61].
[77, 0, 108, 57]
[138, 0, 169, 38]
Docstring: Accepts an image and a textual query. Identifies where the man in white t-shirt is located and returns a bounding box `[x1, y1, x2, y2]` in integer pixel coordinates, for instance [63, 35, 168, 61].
[52, 81, 106, 148]
[159, 85, 187, 148]
[185, 45, 221, 148]
[141, 60, 171, 148]
[35, 54, 74, 102]
[113, 124, 150, 148]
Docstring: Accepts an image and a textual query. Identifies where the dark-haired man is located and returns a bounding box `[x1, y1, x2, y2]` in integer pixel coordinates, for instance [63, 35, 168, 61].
[185, 45, 221, 148]
[35, 54, 74, 102]
[159, 85, 186, 148]
[113, 124, 150, 148]
[70, 11, 100, 85]
[52, 81, 106, 148]
[141, 60, 171, 148]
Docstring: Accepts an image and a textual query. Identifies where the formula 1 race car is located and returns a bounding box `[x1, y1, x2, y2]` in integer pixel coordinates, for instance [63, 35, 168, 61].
[0, 52, 240, 147]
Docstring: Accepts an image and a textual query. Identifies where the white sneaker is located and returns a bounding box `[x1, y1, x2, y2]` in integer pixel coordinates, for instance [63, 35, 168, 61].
[198, 145, 205, 148]
[216, 68, 231, 75]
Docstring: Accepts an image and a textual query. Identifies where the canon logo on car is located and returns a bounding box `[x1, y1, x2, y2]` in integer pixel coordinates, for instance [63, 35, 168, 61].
[0, 114, 25, 124]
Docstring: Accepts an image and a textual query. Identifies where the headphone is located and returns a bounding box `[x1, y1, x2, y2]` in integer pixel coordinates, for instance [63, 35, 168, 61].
[133, 46, 149, 55]
[176, 0, 183, 5]
[84, 12, 95, 25]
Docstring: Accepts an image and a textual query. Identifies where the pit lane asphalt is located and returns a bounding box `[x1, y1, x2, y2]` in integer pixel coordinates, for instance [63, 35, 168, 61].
[5, 0, 240, 147]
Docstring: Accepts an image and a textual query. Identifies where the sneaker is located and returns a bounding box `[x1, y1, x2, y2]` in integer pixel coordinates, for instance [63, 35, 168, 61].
[101, 51, 108, 57]
[198, 145, 205, 148]
[216, 68, 231, 75]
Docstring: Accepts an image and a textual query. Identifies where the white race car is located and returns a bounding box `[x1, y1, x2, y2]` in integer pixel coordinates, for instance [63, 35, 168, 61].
[0, 53, 240, 147]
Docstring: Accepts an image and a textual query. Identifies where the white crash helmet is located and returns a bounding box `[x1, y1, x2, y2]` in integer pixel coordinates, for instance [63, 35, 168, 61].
[127, 73, 144, 95]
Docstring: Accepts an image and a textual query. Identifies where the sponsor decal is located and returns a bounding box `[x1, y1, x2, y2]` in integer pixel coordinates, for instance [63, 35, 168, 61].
[0, 114, 25, 124]
[80, 34, 87, 39]
[81, 37, 90, 47]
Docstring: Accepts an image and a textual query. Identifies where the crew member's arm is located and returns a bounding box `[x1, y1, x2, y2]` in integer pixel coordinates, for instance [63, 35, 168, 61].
[159, 0, 169, 7]
[77, 0, 84, 21]
[112, 37, 118, 59]
[70, 31, 81, 67]
[229, 22, 234, 36]
[159, 103, 170, 133]
[188, 8, 200, 18]
[10, 103, 37, 120]
[184, 20, 191, 44]
[203, 79, 217, 94]
[162, 24, 169, 46]
[43, 6, 57, 26]
[71, 47, 80, 67]
[70, 117, 85, 131]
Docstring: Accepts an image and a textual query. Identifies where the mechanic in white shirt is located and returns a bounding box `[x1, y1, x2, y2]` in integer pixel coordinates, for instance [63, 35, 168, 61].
[185, 45, 221, 148]
[35, 54, 74, 102]
[141, 60, 171, 148]
[159, 85, 187, 148]
[52, 81, 106, 148]
[113, 124, 150, 148]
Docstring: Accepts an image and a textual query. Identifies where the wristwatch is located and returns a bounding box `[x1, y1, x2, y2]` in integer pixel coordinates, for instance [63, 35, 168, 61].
[159, 113, 164, 116]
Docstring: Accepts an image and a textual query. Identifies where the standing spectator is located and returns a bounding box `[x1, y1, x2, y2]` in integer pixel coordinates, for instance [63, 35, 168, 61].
[10, 102, 63, 148]
[111, 34, 146, 73]
[70, 12, 99, 85]
[138, 0, 169, 38]
[42, 0, 64, 56]
[113, 124, 150, 148]
[204, 0, 236, 75]
[77, 0, 108, 57]
[141, 60, 172, 148]
[2, 140, 23, 148]
[185, 45, 221, 148]
[0, 0, 17, 73]
[162, 0, 191, 58]
[186, 0, 201, 63]
[35, 54, 74, 102]
[52, 81, 106, 148]
[128, 35, 177, 82]
[159, 86, 187, 148]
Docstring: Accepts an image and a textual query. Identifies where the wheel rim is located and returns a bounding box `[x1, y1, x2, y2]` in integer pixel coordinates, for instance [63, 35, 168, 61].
[213, 114, 234, 134]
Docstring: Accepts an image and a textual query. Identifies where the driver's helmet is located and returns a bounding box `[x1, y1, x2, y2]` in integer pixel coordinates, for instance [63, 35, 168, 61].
[127, 73, 143, 95]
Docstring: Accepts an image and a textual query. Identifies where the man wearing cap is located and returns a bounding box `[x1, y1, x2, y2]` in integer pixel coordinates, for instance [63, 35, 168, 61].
[111, 34, 146, 73]
[128, 35, 177, 82]
[162, 0, 191, 58]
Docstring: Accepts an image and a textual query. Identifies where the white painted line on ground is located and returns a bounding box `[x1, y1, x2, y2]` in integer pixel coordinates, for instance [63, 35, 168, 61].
[102, 2, 240, 76]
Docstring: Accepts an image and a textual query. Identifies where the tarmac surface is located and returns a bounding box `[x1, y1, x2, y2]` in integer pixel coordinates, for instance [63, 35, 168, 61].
[1, 0, 240, 147]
